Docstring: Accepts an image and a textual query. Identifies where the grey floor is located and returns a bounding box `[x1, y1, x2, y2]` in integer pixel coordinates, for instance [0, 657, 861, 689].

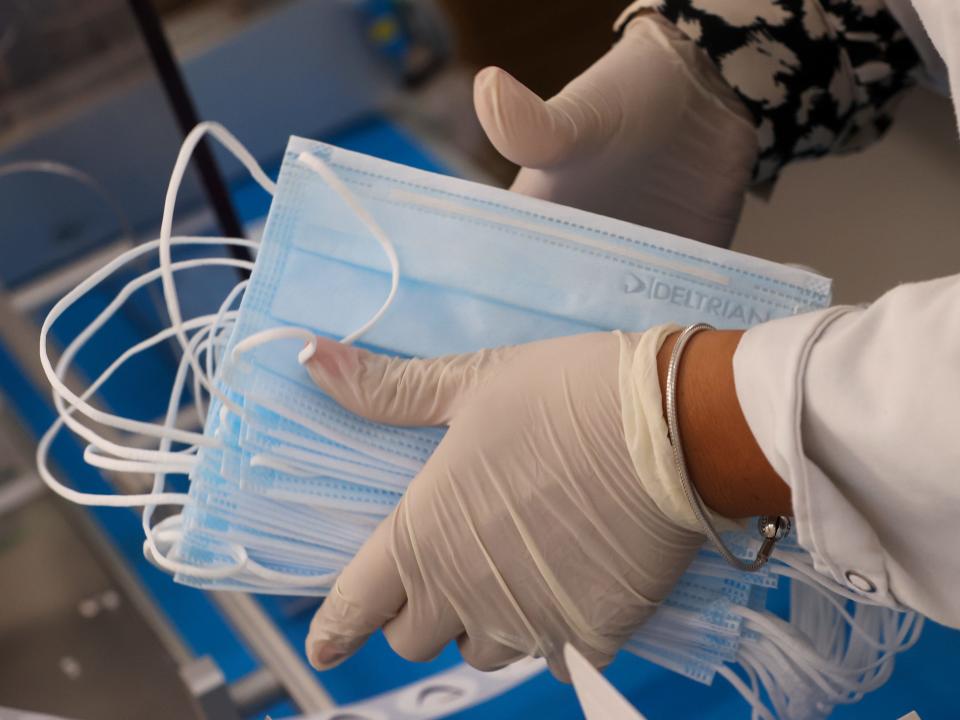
[733, 88, 960, 304]
[0, 394, 199, 720]
[0, 498, 199, 720]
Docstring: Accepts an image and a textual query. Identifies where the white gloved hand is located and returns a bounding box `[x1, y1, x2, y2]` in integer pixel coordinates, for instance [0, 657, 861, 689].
[473, 13, 757, 247]
[302, 326, 706, 679]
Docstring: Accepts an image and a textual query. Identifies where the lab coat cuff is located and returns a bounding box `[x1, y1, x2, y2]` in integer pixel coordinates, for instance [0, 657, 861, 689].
[733, 307, 900, 605]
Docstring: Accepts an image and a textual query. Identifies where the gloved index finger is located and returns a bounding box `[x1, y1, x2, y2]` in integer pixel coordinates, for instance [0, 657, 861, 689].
[306, 511, 406, 670]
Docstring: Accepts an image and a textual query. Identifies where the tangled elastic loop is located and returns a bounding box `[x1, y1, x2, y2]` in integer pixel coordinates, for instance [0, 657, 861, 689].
[37, 125, 270, 512]
[86, 122, 384, 585]
[232, 150, 402, 365]
[144, 514, 251, 580]
[713, 552, 925, 718]
[42, 246, 255, 449]
[199, 279, 248, 422]
[142, 320, 224, 578]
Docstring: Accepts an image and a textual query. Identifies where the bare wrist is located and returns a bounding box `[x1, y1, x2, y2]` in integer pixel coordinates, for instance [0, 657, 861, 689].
[657, 329, 791, 518]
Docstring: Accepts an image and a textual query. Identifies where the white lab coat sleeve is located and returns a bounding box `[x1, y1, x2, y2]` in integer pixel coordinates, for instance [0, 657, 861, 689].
[732, 274, 960, 626]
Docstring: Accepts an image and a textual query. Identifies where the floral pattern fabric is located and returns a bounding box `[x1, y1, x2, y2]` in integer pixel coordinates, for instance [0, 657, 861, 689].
[615, 0, 921, 183]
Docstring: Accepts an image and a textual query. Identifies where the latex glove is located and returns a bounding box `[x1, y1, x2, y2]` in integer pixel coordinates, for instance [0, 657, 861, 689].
[302, 326, 706, 679]
[473, 13, 757, 247]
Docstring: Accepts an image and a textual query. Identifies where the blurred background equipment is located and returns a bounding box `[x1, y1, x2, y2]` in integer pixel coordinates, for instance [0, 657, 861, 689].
[1, 0, 959, 719]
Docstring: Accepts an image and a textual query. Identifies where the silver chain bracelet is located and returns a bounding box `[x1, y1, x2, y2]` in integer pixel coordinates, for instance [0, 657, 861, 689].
[665, 323, 791, 572]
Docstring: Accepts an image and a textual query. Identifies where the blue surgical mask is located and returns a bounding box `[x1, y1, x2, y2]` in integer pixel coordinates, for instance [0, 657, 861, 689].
[168, 134, 834, 693]
[201, 135, 829, 574]
[180, 133, 834, 683]
[38, 123, 920, 720]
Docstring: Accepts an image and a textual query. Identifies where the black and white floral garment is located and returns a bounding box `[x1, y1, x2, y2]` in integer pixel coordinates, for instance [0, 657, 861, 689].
[615, 0, 922, 183]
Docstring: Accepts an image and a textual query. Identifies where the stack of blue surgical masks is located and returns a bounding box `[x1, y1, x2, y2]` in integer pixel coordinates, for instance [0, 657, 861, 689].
[39, 123, 922, 720]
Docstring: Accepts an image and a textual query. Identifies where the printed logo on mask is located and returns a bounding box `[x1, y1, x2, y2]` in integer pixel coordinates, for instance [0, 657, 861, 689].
[622, 273, 772, 324]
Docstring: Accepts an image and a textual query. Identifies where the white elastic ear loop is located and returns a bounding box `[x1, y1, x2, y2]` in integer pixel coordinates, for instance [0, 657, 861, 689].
[51, 313, 230, 463]
[241, 414, 413, 475]
[46, 261, 249, 473]
[756, 635, 856, 708]
[144, 330, 213, 575]
[144, 515, 250, 581]
[141, 315, 341, 586]
[737, 640, 803, 719]
[37, 312, 231, 507]
[194, 326, 233, 426]
[249, 392, 423, 474]
[296, 151, 400, 346]
[775, 564, 922, 652]
[198, 279, 248, 422]
[80, 321, 221, 476]
[142, 323, 250, 580]
[738, 606, 882, 685]
[49, 255, 251, 446]
[38, 248, 252, 505]
[715, 664, 776, 720]
[717, 661, 777, 720]
[743, 636, 821, 716]
[247, 452, 403, 494]
[245, 415, 417, 484]
[771, 549, 879, 604]
[232, 326, 317, 362]
[774, 555, 923, 685]
[735, 614, 842, 712]
[774, 548, 923, 677]
[40, 235, 255, 385]
[738, 606, 907, 696]
[39, 235, 256, 441]
[248, 454, 319, 476]
[37, 320, 227, 504]
[82, 450, 196, 474]
[158, 122, 275, 418]
[788, 572, 872, 656]
[242, 557, 339, 589]
[251, 443, 410, 490]
[231, 150, 401, 365]
[36, 420, 191, 507]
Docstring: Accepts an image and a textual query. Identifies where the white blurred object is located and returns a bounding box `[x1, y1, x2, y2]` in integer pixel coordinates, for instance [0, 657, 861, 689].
[566, 644, 648, 720]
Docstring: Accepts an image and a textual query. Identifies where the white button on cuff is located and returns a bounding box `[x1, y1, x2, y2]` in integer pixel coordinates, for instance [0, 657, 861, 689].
[845, 570, 877, 593]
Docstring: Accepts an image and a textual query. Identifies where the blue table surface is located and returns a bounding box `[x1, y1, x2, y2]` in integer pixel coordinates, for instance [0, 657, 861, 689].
[5, 114, 956, 720]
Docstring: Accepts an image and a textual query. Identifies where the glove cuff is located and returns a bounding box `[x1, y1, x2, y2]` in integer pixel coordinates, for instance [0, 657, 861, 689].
[617, 326, 742, 534]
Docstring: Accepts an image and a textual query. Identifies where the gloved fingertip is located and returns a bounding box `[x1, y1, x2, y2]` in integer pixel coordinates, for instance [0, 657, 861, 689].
[301, 336, 363, 383]
[473, 64, 505, 91]
[473, 67, 580, 170]
[305, 638, 349, 671]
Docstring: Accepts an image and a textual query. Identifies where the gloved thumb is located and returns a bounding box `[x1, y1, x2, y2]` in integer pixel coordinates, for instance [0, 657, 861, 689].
[306, 512, 404, 669]
[474, 66, 596, 169]
[301, 336, 510, 426]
